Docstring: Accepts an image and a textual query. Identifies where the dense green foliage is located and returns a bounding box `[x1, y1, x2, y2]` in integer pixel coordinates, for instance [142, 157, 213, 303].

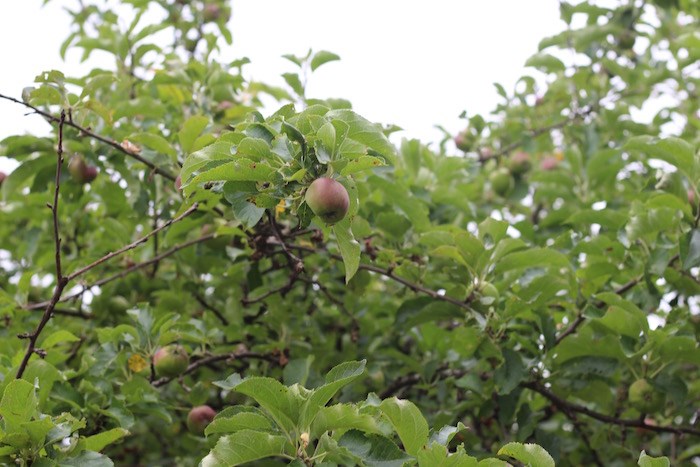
[1, 0, 699, 465]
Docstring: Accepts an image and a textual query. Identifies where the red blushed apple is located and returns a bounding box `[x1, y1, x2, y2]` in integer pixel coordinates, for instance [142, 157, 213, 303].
[540, 156, 559, 171]
[68, 156, 98, 184]
[153, 345, 189, 377]
[0, 171, 6, 185]
[187, 405, 216, 435]
[175, 175, 182, 191]
[305, 177, 350, 224]
[508, 151, 531, 176]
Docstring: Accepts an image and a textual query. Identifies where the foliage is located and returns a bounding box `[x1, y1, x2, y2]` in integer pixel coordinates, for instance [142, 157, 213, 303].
[0, 0, 699, 465]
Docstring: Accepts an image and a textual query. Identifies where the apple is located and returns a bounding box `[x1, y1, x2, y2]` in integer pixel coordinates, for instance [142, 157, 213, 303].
[489, 168, 514, 196]
[153, 345, 189, 378]
[628, 379, 664, 413]
[454, 132, 475, 152]
[508, 151, 531, 176]
[618, 30, 636, 50]
[474, 281, 499, 312]
[305, 177, 350, 224]
[203, 3, 221, 22]
[688, 189, 696, 205]
[187, 405, 216, 435]
[0, 171, 6, 185]
[68, 156, 98, 184]
[540, 156, 559, 171]
[175, 175, 182, 191]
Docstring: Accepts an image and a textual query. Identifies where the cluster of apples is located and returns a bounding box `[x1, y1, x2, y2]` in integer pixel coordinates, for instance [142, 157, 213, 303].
[152, 345, 216, 436]
[486, 151, 561, 197]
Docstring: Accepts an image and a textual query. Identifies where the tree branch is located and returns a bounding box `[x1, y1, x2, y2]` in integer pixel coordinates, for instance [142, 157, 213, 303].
[521, 380, 700, 437]
[0, 92, 176, 180]
[192, 291, 229, 326]
[152, 351, 278, 387]
[16, 110, 69, 379]
[65, 203, 199, 282]
[26, 233, 216, 311]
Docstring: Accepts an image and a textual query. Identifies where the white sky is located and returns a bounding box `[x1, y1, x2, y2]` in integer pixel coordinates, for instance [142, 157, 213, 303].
[0, 1, 563, 172]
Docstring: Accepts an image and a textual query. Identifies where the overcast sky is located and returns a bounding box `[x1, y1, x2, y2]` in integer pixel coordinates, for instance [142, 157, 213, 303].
[0, 1, 563, 172]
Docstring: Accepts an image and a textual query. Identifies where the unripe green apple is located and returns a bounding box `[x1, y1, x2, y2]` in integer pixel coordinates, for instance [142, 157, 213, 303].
[305, 177, 350, 224]
[489, 168, 514, 196]
[474, 281, 499, 312]
[628, 379, 664, 413]
[508, 151, 532, 176]
[187, 405, 216, 435]
[618, 30, 636, 50]
[153, 345, 189, 377]
[68, 156, 98, 184]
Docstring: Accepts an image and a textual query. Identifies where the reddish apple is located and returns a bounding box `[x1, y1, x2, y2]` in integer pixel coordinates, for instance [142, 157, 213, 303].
[305, 177, 350, 224]
[153, 345, 189, 377]
[187, 405, 216, 435]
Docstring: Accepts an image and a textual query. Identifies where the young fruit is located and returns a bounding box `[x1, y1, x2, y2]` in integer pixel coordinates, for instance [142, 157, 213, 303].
[628, 379, 664, 413]
[474, 282, 499, 311]
[540, 156, 559, 171]
[202, 3, 221, 22]
[508, 151, 532, 176]
[0, 171, 6, 185]
[68, 156, 98, 184]
[175, 175, 182, 191]
[153, 345, 189, 378]
[187, 405, 216, 435]
[617, 30, 636, 50]
[305, 177, 350, 224]
[489, 168, 514, 196]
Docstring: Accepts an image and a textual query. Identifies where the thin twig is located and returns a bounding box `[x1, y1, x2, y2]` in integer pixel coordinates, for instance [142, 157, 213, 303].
[65, 204, 199, 282]
[152, 351, 277, 387]
[266, 211, 303, 273]
[16, 110, 69, 379]
[26, 234, 216, 311]
[0, 93, 176, 181]
[521, 380, 700, 437]
[192, 292, 229, 326]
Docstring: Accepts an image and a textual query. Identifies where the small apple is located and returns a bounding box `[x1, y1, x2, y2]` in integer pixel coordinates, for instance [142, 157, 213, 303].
[68, 156, 98, 184]
[203, 3, 221, 22]
[688, 189, 696, 206]
[617, 30, 636, 50]
[0, 171, 6, 185]
[628, 379, 664, 413]
[454, 132, 475, 152]
[474, 282, 499, 312]
[187, 405, 216, 435]
[305, 177, 350, 224]
[175, 175, 182, 191]
[153, 345, 189, 378]
[489, 168, 514, 196]
[540, 156, 559, 171]
[508, 151, 531, 176]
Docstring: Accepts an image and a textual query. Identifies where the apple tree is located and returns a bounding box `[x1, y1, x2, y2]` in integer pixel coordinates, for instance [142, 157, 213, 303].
[0, 0, 698, 465]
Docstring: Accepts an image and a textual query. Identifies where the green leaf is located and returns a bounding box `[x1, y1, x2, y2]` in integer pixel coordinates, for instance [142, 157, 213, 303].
[638, 451, 671, 467]
[494, 248, 571, 275]
[83, 428, 130, 452]
[497, 442, 555, 467]
[233, 377, 304, 433]
[624, 136, 698, 182]
[311, 404, 384, 439]
[326, 109, 397, 163]
[524, 53, 565, 73]
[129, 132, 177, 159]
[315, 121, 336, 163]
[310, 50, 341, 71]
[205, 412, 275, 436]
[379, 397, 429, 456]
[300, 360, 366, 428]
[186, 159, 275, 196]
[417, 443, 479, 467]
[337, 430, 413, 467]
[200, 430, 289, 467]
[681, 229, 700, 270]
[0, 380, 37, 433]
[339, 155, 386, 176]
[60, 451, 115, 467]
[494, 349, 526, 395]
[178, 115, 209, 155]
[282, 73, 304, 97]
[333, 218, 361, 283]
